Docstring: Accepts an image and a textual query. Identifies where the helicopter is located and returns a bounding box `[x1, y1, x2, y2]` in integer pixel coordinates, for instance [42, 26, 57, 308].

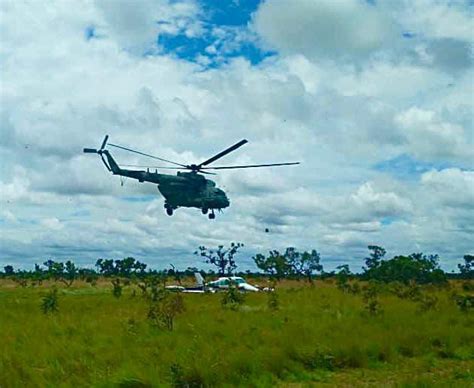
[84, 135, 299, 219]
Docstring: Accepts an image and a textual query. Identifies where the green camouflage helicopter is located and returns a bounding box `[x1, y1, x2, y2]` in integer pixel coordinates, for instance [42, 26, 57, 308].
[84, 136, 299, 219]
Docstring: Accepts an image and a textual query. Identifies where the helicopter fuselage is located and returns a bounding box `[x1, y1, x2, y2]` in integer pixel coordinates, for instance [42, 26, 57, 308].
[104, 150, 229, 216]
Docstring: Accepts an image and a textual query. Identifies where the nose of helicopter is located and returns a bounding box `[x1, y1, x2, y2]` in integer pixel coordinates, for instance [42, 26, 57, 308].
[217, 189, 230, 207]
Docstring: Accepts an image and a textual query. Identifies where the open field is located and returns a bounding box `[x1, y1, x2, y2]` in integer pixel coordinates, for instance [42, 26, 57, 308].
[0, 279, 473, 387]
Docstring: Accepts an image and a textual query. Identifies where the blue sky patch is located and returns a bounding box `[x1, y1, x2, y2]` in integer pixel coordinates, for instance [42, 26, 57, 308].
[374, 154, 453, 179]
[381, 216, 396, 226]
[158, 0, 273, 67]
[120, 196, 156, 203]
[70, 209, 91, 218]
[84, 26, 96, 41]
[402, 32, 416, 39]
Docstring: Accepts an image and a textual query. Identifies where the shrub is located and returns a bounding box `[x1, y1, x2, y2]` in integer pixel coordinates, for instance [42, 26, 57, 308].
[267, 290, 280, 311]
[453, 294, 474, 312]
[362, 282, 383, 316]
[363, 247, 447, 285]
[147, 292, 185, 331]
[41, 287, 59, 314]
[336, 264, 351, 293]
[112, 278, 122, 298]
[416, 294, 439, 313]
[221, 280, 245, 310]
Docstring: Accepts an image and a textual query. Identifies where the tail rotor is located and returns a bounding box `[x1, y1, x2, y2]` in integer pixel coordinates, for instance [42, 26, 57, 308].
[83, 135, 111, 171]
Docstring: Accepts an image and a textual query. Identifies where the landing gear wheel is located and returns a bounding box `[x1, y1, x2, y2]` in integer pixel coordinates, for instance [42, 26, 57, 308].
[202, 207, 208, 215]
[165, 205, 173, 216]
[208, 211, 215, 220]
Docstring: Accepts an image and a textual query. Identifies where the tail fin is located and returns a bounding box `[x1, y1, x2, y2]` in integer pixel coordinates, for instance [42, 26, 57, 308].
[194, 272, 204, 287]
[102, 150, 121, 174]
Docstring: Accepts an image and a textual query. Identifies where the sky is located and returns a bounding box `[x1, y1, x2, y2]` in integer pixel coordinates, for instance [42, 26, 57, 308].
[0, 0, 473, 272]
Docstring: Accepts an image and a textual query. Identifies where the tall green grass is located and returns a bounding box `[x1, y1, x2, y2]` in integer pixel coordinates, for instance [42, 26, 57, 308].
[0, 281, 472, 387]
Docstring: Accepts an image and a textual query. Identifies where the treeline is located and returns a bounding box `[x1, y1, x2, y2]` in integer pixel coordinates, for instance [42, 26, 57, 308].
[1, 244, 473, 288]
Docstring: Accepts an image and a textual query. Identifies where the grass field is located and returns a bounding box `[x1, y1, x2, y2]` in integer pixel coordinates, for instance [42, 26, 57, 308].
[0, 279, 473, 387]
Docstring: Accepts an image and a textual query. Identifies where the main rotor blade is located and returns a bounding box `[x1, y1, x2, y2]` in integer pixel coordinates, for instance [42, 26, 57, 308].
[100, 135, 109, 150]
[202, 162, 300, 170]
[108, 143, 187, 168]
[119, 164, 183, 169]
[198, 139, 248, 168]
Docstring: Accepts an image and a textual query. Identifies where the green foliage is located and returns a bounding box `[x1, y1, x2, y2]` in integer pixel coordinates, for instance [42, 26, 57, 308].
[462, 281, 474, 292]
[286, 248, 323, 284]
[458, 255, 474, 279]
[362, 282, 383, 316]
[3, 265, 14, 275]
[41, 287, 59, 314]
[416, 293, 439, 313]
[147, 292, 185, 330]
[336, 264, 352, 293]
[1, 280, 473, 386]
[391, 281, 422, 300]
[12, 271, 29, 287]
[41, 259, 77, 287]
[169, 363, 204, 388]
[253, 247, 323, 283]
[221, 279, 245, 310]
[453, 294, 474, 312]
[363, 247, 447, 285]
[267, 290, 280, 311]
[253, 250, 292, 281]
[95, 257, 147, 277]
[194, 242, 243, 275]
[62, 260, 77, 287]
[111, 278, 122, 298]
[364, 245, 386, 271]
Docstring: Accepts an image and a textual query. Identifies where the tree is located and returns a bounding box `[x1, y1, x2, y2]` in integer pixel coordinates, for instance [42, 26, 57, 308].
[363, 251, 447, 285]
[62, 260, 77, 287]
[43, 260, 65, 282]
[458, 254, 473, 280]
[3, 265, 14, 275]
[364, 245, 386, 271]
[253, 250, 291, 281]
[335, 264, 351, 292]
[286, 248, 323, 284]
[95, 259, 115, 276]
[95, 257, 147, 277]
[195, 242, 243, 275]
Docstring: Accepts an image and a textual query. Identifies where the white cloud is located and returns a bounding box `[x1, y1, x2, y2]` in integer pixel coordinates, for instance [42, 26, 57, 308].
[350, 182, 412, 218]
[395, 107, 473, 162]
[40, 218, 64, 231]
[252, 0, 397, 61]
[421, 168, 474, 209]
[95, 0, 201, 51]
[394, 0, 473, 42]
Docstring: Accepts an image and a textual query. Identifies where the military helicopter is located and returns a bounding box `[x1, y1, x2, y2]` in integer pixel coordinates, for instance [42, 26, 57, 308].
[84, 135, 299, 219]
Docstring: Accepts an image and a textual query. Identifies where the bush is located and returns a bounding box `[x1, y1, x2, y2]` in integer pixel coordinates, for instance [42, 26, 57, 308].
[363, 247, 447, 285]
[453, 294, 474, 312]
[147, 292, 185, 331]
[41, 287, 59, 314]
[112, 278, 122, 298]
[416, 294, 438, 313]
[362, 283, 383, 316]
[221, 280, 245, 310]
[267, 291, 280, 311]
